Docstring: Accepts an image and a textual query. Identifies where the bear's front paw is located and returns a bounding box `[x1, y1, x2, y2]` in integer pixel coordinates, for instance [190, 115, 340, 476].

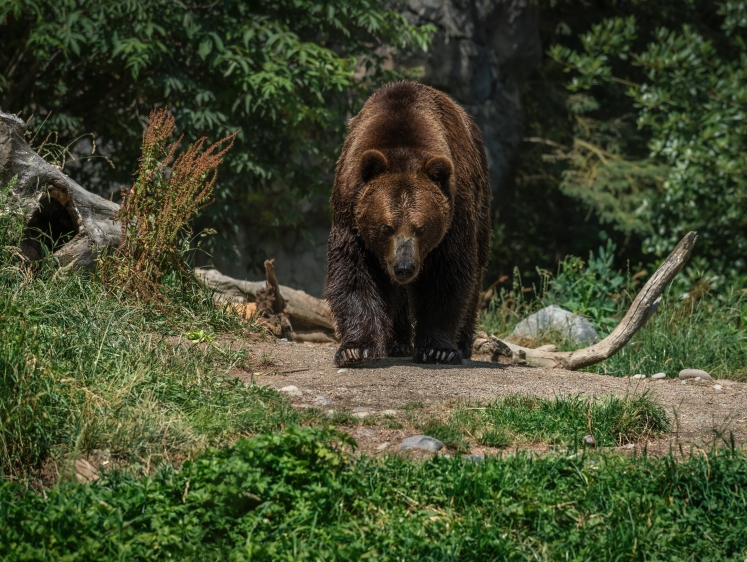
[335, 346, 377, 367]
[413, 348, 463, 365]
[388, 343, 413, 357]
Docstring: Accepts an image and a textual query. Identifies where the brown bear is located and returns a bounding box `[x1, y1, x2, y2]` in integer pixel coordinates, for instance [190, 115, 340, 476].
[325, 81, 491, 367]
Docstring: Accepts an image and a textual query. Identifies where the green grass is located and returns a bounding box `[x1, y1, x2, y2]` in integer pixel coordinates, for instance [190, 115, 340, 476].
[590, 294, 747, 380]
[416, 393, 669, 453]
[0, 263, 302, 480]
[482, 288, 747, 381]
[2, 426, 746, 561]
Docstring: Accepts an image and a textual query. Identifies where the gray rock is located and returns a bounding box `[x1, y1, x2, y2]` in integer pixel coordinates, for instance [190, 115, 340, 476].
[465, 454, 484, 463]
[279, 385, 302, 397]
[313, 396, 332, 406]
[356, 428, 377, 437]
[380, 409, 397, 416]
[337, 368, 349, 374]
[651, 373, 667, 380]
[581, 434, 596, 448]
[352, 406, 369, 413]
[511, 305, 599, 345]
[632, 374, 646, 379]
[400, 435, 445, 452]
[679, 369, 713, 381]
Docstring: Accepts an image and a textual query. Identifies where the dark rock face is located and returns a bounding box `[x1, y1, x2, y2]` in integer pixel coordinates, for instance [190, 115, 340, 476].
[403, 0, 542, 200]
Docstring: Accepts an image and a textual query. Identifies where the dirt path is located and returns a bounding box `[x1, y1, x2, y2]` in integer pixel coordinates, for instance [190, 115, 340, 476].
[233, 341, 747, 456]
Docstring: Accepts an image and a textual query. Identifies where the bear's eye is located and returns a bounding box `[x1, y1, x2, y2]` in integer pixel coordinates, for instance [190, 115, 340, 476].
[381, 225, 394, 236]
[415, 226, 426, 237]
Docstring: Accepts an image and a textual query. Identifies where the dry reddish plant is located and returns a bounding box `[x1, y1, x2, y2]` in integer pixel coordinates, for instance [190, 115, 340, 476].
[101, 108, 236, 301]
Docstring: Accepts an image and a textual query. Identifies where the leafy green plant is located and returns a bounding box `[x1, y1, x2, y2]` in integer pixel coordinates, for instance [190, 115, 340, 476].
[543, 238, 629, 334]
[0, 177, 24, 265]
[550, 2, 747, 277]
[0, 0, 434, 256]
[4, 426, 746, 560]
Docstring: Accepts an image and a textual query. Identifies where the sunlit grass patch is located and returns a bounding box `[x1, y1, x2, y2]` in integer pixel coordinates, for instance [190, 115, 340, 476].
[415, 392, 669, 453]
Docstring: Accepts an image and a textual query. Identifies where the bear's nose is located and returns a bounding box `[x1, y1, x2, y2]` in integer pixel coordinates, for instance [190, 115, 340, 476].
[393, 261, 416, 281]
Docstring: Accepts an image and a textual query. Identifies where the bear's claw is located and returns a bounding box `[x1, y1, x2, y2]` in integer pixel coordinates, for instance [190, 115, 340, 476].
[388, 344, 413, 357]
[413, 347, 462, 365]
[335, 346, 377, 367]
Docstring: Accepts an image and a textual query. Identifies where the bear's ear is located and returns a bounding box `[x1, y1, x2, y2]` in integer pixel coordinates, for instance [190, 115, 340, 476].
[360, 150, 389, 183]
[424, 156, 453, 193]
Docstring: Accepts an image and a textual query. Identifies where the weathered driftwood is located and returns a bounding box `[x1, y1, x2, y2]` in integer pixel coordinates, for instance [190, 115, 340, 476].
[0, 112, 121, 267]
[195, 268, 335, 333]
[493, 231, 698, 369]
[253, 259, 294, 340]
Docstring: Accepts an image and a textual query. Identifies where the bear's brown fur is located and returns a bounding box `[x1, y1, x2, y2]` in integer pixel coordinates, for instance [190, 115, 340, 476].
[325, 81, 491, 366]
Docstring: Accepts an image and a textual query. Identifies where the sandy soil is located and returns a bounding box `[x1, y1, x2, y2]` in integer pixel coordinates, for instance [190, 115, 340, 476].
[232, 340, 747, 457]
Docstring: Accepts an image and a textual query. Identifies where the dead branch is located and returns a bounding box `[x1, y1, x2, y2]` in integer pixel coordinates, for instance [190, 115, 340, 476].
[488, 232, 698, 369]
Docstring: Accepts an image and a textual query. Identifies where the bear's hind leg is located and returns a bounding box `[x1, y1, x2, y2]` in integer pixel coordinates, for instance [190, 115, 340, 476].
[456, 284, 481, 360]
[387, 288, 412, 357]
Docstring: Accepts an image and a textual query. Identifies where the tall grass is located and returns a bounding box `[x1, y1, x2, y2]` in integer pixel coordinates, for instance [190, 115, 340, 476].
[591, 291, 747, 379]
[1, 426, 745, 560]
[0, 176, 301, 479]
[481, 241, 747, 380]
[0, 265, 299, 480]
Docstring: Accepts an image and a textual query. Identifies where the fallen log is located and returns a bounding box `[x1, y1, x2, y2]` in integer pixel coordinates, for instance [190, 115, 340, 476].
[0, 112, 121, 267]
[195, 268, 335, 333]
[489, 231, 698, 369]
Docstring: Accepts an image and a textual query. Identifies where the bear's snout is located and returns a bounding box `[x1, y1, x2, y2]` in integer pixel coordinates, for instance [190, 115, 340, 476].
[389, 236, 419, 283]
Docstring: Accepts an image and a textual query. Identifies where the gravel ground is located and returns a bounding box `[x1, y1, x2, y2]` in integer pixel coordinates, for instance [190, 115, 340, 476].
[232, 341, 747, 457]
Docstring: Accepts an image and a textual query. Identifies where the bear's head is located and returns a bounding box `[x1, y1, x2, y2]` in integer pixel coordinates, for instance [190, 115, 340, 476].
[354, 149, 453, 284]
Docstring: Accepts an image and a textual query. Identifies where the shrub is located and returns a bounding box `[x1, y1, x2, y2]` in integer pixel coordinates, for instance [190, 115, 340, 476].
[100, 108, 235, 303]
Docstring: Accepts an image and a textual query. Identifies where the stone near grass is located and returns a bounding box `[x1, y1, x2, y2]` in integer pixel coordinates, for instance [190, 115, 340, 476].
[399, 435, 444, 452]
[713, 384, 723, 390]
[581, 434, 596, 448]
[356, 428, 377, 437]
[632, 374, 646, 379]
[313, 396, 332, 406]
[511, 305, 599, 345]
[280, 385, 303, 397]
[679, 369, 713, 381]
[75, 458, 100, 483]
[352, 412, 370, 419]
[652, 372, 667, 380]
[381, 409, 397, 416]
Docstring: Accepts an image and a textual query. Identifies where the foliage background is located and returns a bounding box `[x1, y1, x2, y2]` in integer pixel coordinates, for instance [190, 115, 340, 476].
[0, 0, 431, 261]
[2, 0, 746, 287]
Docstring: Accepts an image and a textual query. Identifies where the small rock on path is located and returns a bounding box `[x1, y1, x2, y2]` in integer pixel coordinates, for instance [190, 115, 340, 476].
[400, 435, 444, 452]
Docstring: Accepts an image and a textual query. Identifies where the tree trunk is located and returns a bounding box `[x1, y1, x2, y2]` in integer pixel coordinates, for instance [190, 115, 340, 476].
[0, 112, 121, 268]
